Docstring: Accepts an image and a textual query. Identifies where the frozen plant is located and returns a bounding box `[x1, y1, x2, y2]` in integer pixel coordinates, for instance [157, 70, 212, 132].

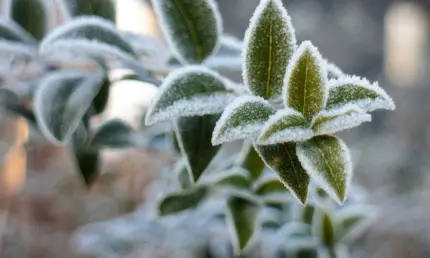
[0, 0, 395, 257]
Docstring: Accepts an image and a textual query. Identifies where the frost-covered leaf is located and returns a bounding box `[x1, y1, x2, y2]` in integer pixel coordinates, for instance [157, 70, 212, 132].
[34, 70, 104, 144]
[296, 136, 352, 204]
[313, 210, 336, 247]
[92, 74, 110, 115]
[326, 76, 395, 112]
[6, 0, 48, 40]
[212, 96, 276, 145]
[90, 119, 136, 149]
[283, 41, 327, 119]
[335, 205, 376, 243]
[63, 0, 116, 22]
[236, 141, 266, 180]
[226, 195, 261, 254]
[145, 66, 235, 125]
[0, 18, 36, 43]
[175, 158, 193, 189]
[175, 114, 221, 182]
[217, 35, 243, 56]
[311, 105, 371, 135]
[254, 173, 287, 196]
[158, 185, 208, 216]
[243, 0, 296, 99]
[210, 167, 251, 189]
[255, 142, 310, 204]
[326, 61, 345, 79]
[39, 17, 148, 76]
[257, 109, 313, 145]
[151, 0, 222, 64]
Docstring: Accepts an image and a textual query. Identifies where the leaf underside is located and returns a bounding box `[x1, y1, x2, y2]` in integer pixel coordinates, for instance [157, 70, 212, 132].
[64, 0, 116, 22]
[159, 186, 208, 215]
[90, 119, 135, 149]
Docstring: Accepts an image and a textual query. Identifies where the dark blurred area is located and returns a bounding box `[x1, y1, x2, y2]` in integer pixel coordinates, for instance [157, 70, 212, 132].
[1, 0, 430, 257]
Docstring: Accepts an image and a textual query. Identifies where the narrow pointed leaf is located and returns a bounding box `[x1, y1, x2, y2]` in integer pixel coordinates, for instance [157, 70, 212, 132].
[175, 158, 193, 189]
[7, 0, 48, 40]
[311, 105, 371, 135]
[212, 96, 276, 145]
[158, 186, 208, 215]
[296, 136, 352, 204]
[257, 109, 313, 145]
[237, 141, 266, 180]
[283, 41, 327, 119]
[0, 18, 36, 43]
[92, 76, 110, 114]
[255, 142, 310, 204]
[174, 114, 221, 182]
[63, 0, 116, 22]
[90, 119, 136, 149]
[34, 71, 104, 144]
[226, 195, 261, 254]
[243, 0, 297, 99]
[254, 174, 287, 196]
[326, 75, 395, 112]
[151, 0, 222, 64]
[210, 167, 251, 189]
[145, 66, 235, 125]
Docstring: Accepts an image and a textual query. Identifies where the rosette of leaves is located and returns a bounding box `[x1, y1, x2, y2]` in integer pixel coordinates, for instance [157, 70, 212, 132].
[211, 0, 395, 205]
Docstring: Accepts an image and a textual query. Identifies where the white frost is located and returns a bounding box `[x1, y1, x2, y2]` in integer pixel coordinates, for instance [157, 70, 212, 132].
[328, 75, 396, 111]
[283, 40, 328, 109]
[211, 95, 275, 145]
[296, 136, 352, 205]
[243, 0, 297, 96]
[151, 0, 222, 64]
[257, 108, 313, 145]
[312, 104, 372, 135]
[324, 59, 345, 78]
[145, 66, 235, 125]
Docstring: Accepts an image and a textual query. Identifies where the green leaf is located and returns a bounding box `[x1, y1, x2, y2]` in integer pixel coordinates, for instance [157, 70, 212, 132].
[254, 174, 287, 196]
[320, 211, 335, 247]
[311, 105, 371, 135]
[92, 76, 110, 114]
[283, 41, 327, 120]
[174, 114, 222, 182]
[7, 0, 48, 40]
[226, 195, 261, 254]
[63, 0, 116, 22]
[71, 125, 100, 187]
[326, 75, 395, 112]
[255, 142, 310, 204]
[237, 141, 266, 180]
[243, 0, 296, 99]
[212, 96, 276, 145]
[0, 18, 36, 43]
[34, 70, 104, 145]
[158, 185, 208, 215]
[175, 158, 193, 189]
[145, 66, 235, 125]
[90, 119, 136, 149]
[152, 0, 222, 64]
[210, 167, 251, 189]
[335, 205, 376, 243]
[296, 136, 352, 204]
[257, 109, 313, 145]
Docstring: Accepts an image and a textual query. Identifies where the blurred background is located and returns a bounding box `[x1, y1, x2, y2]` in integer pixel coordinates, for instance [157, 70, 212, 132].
[0, 0, 430, 257]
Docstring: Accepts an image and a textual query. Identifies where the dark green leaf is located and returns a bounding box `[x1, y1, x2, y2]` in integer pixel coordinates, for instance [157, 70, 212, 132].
[255, 142, 310, 204]
[226, 195, 261, 254]
[174, 114, 221, 182]
[8, 0, 48, 40]
[296, 136, 352, 204]
[145, 67, 235, 125]
[158, 185, 208, 215]
[152, 0, 222, 63]
[326, 76, 395, 112]
[243, 0, 296, 99]
[211, 167, 251, 189]
[254, 174, 287, 196]
[92, 76, 110, 114]
[63, 0, 116, 22]
[211, 96, 276, 145]
[90, 119, 136, 149]
[237, 141, 266, 180]
[284, 41, 327, 120]
[257, 109, 312, 145]
[34, 70, 104, 144]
